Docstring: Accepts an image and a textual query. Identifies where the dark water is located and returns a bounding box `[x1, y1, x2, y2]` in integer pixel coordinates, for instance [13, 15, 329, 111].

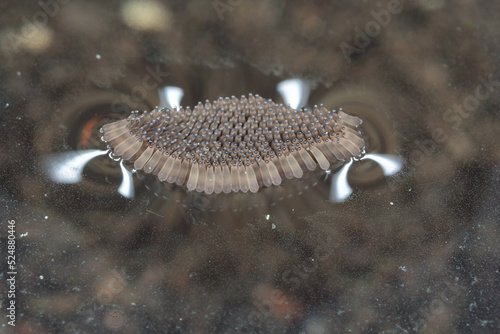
[1, 0, 499, 333]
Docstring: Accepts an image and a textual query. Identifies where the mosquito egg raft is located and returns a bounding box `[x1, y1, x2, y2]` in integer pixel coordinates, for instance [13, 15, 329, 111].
[100, 94, 365, 194]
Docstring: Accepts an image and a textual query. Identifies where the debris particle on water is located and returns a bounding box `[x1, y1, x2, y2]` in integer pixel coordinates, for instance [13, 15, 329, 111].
[271, 223, 276, 229]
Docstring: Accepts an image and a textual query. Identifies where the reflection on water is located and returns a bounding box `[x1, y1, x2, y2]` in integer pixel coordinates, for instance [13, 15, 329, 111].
[360, 153, 404, 177]
[330, 154, 404, 203]
[158, 85, 184, 109]
[277, 78, 310, 109]
[329, 158, 354, 202]
[42, 149, 108, 184]
[118, 159, 135, 199]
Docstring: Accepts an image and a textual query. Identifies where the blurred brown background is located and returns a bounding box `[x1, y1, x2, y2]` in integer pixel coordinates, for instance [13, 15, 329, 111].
[1, 0, 499, 333]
